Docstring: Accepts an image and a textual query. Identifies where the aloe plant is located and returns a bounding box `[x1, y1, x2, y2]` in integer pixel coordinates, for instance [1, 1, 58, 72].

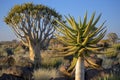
[54, 12, 106, 80]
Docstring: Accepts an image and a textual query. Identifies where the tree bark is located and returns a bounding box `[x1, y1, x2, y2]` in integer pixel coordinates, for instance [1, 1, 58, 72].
[34, 44, 41, 69]
[29, 44, 41, 69]
[29, 46, 35, 61]
[75, 57, 84, 80]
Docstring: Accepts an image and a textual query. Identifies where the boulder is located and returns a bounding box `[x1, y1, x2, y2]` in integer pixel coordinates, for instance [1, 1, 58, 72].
[50, 77, 71, 80]
[0, 73, 23, 80]
[0, 56, 8, 64]
[111, 63, 120, 75]
[0, 56, 15, 66]
[5, 66, 33, 80]
[85, 68, 110, 80]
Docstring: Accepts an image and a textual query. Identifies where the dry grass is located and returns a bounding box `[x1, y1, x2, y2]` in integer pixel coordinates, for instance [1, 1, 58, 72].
[41, 50, 65, 68]
[33, 68, 59, 80]
[98, 74, 120, 80]
[0, 69, 6, 77]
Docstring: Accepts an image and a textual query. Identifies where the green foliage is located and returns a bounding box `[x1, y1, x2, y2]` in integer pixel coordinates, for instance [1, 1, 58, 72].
[4, 3, 61, 25]
[54, 12, 106, 71]
[105, 48, 117, 58]
[104, 43, 120, 58]
[102, 43, 120, 68]
[41, 57, 63, 68]
[112, 43, 120, 51]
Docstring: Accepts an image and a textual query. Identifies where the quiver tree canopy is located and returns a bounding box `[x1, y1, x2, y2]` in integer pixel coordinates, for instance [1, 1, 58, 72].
[4, 3, 62, 49]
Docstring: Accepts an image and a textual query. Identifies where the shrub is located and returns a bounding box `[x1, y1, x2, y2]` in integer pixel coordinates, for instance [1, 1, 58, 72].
[112, 43, 120, 51]
[0, 48, 7, 56]
[98, 74, 120, 80]
[102, 58, 113, 68]
[33, 68, 58, 80]
[105, 48, 118, 58]
[0, 69, 6, 77]
[41, 50, 65, 68]
[7, 56, 15, 66]
[15, 55, 31, 67]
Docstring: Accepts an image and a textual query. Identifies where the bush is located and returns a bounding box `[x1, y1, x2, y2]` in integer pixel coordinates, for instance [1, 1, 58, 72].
[0, 69, 6, 77]
[33, 68, 58, 80]
[98, 74, 120, 80]
[15, 55, 31, 67]
[105, 48, 117, 58]
[0, 48, 7, 56]
[102, 58, 113, 68]
[41, 50, 65, 68]
[112, 43, 120, 51]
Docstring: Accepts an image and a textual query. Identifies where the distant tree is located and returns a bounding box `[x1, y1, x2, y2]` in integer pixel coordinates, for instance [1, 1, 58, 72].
[4, 3, 62, 68]
[97, 39, 109, 51]
[54, 13, 106, 80]
[107, 33, 119, 44]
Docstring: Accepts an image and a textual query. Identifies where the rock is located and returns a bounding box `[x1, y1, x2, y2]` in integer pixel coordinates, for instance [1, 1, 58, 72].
[59, 65, 71, 77]
[0, 56, 15, 66]
[85, 68, 111, 80]
[0, 73, 23, 80]
[111, 63, 120, 75]
[50, 77, 72, 80]
[6, 66, 22, 76]
[0, 56, 8, 64]
[7, 56, 15, 66]
[85, 69, 100, 80]
[5, 66, 33, 80]
[21, 66, 33, 80]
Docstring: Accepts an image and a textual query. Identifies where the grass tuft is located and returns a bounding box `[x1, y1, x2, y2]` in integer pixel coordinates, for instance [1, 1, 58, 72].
[33, 68, 59, 80]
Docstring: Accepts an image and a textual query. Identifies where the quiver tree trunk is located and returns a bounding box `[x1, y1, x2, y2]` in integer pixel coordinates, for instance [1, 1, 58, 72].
[75, 57, 84, 80]
[29, 46, 35, 61]
[34, 44, 41, 69]
[29, 43, 41, 69]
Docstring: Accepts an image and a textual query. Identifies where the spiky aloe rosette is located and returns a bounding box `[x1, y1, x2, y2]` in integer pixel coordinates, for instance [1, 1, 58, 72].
[54, 12, 106, 72]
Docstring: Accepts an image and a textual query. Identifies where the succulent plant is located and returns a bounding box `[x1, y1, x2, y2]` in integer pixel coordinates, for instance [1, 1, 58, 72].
[54, 12, 106, 72]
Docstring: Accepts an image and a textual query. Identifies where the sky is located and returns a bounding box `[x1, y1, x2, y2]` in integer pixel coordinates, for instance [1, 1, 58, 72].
[0, 0, 120, 41]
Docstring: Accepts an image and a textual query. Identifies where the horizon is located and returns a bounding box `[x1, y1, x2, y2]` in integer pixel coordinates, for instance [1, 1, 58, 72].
[0, 0, 120, 41]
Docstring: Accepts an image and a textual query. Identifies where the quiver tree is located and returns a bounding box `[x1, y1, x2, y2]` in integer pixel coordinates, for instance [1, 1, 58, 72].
[107, 32, 119, 44]
[4, 3, 62, 68]
[54, 12, 106, 80]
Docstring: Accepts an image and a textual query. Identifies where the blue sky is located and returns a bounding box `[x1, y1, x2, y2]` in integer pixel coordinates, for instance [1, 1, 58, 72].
[0, 0, 120, 41]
